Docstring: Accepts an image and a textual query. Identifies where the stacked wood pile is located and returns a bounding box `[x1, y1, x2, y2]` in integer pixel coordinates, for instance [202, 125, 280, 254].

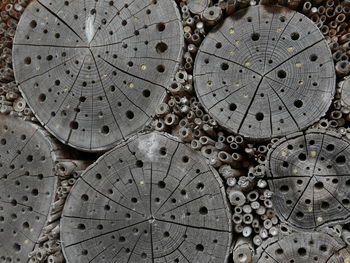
[1, 0, 350, 262]
[0, 0, 34, 119]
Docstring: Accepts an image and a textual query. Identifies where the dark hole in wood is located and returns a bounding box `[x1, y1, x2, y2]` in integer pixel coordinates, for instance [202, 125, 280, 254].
[24, 57, 31, 64]
[101, 126, 109, 135]
[229, 103, 237, 111]
[155, 42, 168, 53]
[196, 244, 204, 251]
[29, 20, 37, 28]
[298, 153, 306, 161]
[143, 90, 151, 97]
[157, 23, 165, 31]
[336, 155, 346, 164]
[251, 32, 260, 41]
[81, 194, 89, 201]
[38, 93, 46, 102]
[126, 111, 134, 119]
[136, 160, 143, 168]
[280, 185, 289, 192]
[291, 32, 300, 40]
[314, 182, 324, 190]
[70, 121, 79, 130]
[199, 207, 208, 215]
[321, 201, 329, 209]
[310, 54, 318, 61]
[294, 100, 303, 108]
[255, 112, 264, 121]
[277, 70, 287, 79]
[297, 247, 307, 256]
[157, 65, 165, 73]
[158, 181, 166, 188]
[221, 63, 229, 71]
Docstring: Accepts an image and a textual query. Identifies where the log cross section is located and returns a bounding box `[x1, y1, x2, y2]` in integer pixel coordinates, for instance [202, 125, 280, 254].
[0, 115, 58, 263]
[61, 132, 232, 263]
[267, 130, 350, 230]
[194, 5, 335, 140]
[12, 0, 184, 152]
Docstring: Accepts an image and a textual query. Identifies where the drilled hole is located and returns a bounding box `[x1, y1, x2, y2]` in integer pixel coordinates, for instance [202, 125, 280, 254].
[251, 32, 260, 41]
[291, 32, 300, 40]
[256, 112, 264, 121]
[277, 70, 286, 79]
[155, 42, 168, 53]
[294, 100, 303, 108]
[157, 23, 165, 31]
[101, 125, 109, 134]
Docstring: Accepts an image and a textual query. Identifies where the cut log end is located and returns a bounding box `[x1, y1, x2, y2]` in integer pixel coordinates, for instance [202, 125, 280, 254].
[267, 130, 350, 230]
[61, 132, 232, 263]
[12, 0, 184, 152]
[0, 115, 58, 262]
[194, 5, 335, 140]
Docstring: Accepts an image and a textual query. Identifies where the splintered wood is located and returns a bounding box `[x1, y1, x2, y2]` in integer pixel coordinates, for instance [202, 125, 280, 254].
[0, 115, 59, 262]
[194, 5, 335, 140]
[267, 130, 350, 230]
[12, 0, 184, 152]
[61, 132, 232, 263]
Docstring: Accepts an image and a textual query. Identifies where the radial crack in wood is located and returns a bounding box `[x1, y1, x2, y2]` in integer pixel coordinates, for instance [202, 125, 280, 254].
[255, 232, 350, 263]
[12, 0, 184, 152]
[61, 132, 232, 263]
[0, 115, 58, 262]
[267, 130, 350, 230]
[194, 5, 335, 140]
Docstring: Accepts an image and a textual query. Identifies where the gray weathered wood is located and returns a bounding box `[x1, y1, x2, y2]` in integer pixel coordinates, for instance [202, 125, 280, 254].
[194, 5, 335, 140]
[188, 0, 210, 15]
[0, 115, 58, 262]
[61, 132, 232, 263]
[340, 77, 350, 109]
[255, 232, 350, 263]
[267, 130, 350, 230]
[12, 0, 184, 152]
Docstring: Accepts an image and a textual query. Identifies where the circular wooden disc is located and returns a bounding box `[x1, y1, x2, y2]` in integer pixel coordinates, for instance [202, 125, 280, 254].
[61, 132, 232, 263]
[194, 5, 335, 140]
[12, 0, 184, 152]
[256, 232, 350, 263]
[188, 0, 210, 14]
[0, 115, 58, 262]
[267, 130, 350, 230]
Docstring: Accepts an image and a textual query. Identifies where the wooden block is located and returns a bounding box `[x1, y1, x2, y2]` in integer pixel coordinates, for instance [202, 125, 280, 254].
[194, 5, 335, 140]
[12, 0, 184, 152]
[267, 130, 350, 230]
[0, 115, 59, 262]
[61, 132, 232, 263]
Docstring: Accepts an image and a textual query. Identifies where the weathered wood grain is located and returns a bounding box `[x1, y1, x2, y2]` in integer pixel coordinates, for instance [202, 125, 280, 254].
[267, 130, 350, 230]
[0, 115, 58, 262]
[255, 232, 350, 263]
[61, 132, 232, 263]
[12, 0, 184, 152]
[194, 5, 335, 140]
[340, 78, 350, 109]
